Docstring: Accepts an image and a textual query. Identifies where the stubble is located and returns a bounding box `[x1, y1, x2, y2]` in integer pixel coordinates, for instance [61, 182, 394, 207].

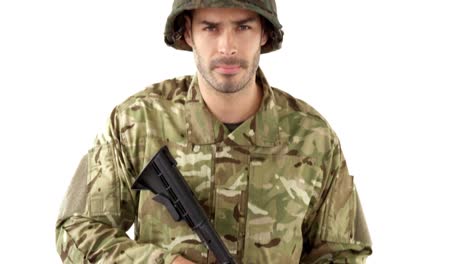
[193, 48, 260, 94]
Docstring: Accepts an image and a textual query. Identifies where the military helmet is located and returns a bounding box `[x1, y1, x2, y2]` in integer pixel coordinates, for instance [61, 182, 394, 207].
[164, 0, 284, 54]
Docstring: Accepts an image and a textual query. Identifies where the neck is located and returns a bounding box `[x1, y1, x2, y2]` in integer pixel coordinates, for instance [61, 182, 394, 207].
[197, 73, 263, 124]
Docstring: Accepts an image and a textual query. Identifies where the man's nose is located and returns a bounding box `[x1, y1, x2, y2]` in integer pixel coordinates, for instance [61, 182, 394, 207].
[218, 30, 237, 56]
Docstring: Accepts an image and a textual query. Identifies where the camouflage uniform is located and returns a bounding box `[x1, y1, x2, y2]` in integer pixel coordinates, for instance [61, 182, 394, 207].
[56, 68, 372, 263]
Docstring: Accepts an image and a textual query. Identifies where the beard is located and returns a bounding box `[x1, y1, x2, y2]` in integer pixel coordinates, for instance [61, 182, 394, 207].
[193, 47, 261, 94]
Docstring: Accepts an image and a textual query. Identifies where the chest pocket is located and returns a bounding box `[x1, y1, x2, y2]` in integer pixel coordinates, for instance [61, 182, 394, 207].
[170, 144, 214, 261]
[211, 144, 249, 261]
[243, 154, 324, 263]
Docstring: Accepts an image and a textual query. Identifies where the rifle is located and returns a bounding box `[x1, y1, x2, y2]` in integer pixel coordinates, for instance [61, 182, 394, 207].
[132, 146, 236, 264]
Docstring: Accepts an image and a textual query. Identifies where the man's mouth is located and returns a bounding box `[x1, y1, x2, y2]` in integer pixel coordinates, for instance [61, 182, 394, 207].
[214, 64, 241, 75]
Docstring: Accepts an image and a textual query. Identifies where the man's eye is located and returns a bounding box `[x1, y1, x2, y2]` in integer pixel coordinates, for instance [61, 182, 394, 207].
[239, 25, 251, 31]
[203, 26, 217, 32]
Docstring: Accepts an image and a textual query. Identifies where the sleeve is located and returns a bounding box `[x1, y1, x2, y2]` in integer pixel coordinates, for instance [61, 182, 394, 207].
[300, 136, 372, 264]
[55, 108, 180, 264]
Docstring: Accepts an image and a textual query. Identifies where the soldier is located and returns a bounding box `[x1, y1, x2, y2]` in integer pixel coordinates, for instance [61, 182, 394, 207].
[56, 1, 372, 263]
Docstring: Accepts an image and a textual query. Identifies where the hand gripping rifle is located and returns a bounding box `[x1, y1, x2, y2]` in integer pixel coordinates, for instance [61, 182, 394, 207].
[132, 146, 236, 264]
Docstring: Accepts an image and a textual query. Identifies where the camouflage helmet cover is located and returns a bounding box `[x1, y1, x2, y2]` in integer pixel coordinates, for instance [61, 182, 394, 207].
[164, 0, 284, 54]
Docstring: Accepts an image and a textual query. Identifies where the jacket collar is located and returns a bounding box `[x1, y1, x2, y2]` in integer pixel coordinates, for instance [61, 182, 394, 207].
[185, 68, 280, 147]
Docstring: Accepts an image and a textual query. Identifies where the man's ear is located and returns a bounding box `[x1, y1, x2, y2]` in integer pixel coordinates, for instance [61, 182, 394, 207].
[260, 17, 268, 47]
[184, 15, 193, 48]
[260, 29, 268, 47]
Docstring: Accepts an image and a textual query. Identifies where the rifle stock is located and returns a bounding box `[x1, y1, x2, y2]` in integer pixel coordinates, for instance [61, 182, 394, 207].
[132, 146, 236, 264]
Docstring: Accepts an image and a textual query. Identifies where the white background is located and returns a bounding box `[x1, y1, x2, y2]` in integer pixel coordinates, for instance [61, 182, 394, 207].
[1, 0, 467, 263]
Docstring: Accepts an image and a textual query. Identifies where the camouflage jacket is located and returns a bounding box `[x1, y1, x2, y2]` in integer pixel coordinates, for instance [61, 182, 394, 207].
[56, 69, 372, 263]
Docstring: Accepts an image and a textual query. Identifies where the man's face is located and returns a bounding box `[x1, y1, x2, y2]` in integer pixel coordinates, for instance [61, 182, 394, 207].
[184, 8, 268, 94]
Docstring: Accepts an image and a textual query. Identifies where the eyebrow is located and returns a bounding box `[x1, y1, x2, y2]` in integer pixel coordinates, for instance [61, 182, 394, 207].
[232, 16, 258, 25]
[199, 16, 258, 27]
[200, 21, 220, 27]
